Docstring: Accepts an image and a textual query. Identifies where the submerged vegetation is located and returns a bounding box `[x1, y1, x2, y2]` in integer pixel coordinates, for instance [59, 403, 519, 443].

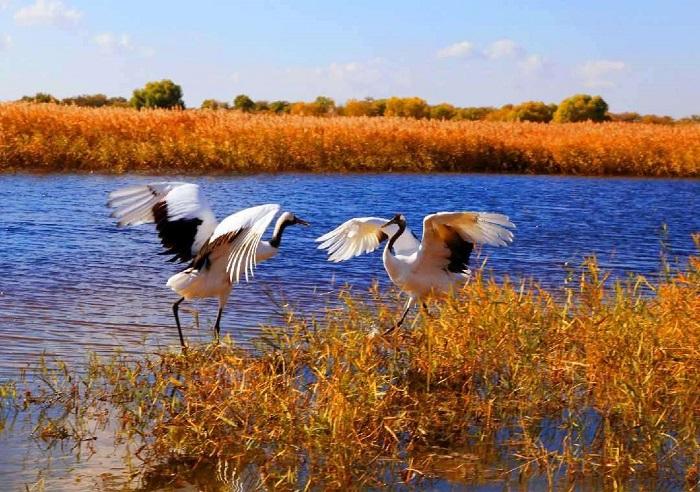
[1, 102, 699, 176]
[4, 241, 699, 490]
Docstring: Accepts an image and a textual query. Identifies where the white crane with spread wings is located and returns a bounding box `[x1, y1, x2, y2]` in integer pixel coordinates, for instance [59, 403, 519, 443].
[317, 212, 514, 332]
[108, 182, 308, 347]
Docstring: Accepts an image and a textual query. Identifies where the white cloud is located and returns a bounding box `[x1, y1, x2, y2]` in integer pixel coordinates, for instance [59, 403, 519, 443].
[286, 58, 394, 87]
[0, 1, 11, 11]
[266, 57, 411, 101]
[14, 0, 82, 28]
[578, 59, 626, 88]
[0, 33, 11, 50]
[436, 41, 475, 59]
[519, 54, 545, 75]
[484, 38, 522, 59]
[93, 32, 154, 57]
[94, 32, 131, 52]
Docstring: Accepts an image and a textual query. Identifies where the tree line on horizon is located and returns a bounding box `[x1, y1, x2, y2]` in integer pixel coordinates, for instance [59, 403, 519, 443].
[15, 79, 700, 124]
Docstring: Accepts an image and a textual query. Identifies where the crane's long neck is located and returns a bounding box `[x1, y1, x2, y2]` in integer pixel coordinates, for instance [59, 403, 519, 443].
[386, 219, 406, 256]
[269, 216, 293, 248]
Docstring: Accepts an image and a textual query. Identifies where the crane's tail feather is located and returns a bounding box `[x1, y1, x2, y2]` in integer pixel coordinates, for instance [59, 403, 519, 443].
[166, 269, 198, 297]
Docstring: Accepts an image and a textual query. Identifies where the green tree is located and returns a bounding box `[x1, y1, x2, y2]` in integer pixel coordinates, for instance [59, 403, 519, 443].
[553, 94, 608, 123]
[61, 94, 128, 108]
[254, 100, 270, 112]
[268, 100, 290, 114]
[509, 101, 557, 123]
[107, 97, 129, 108]
[233, 94, 255, 112]
[130, 80, 184, 109]
[20, 92, 59, 104]
[430, 103, 457, 120]
[200, 99, 230, 110]
[314, 96, 336, 115]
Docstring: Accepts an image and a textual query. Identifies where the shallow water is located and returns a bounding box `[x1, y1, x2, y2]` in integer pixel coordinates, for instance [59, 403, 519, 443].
[0, 173, 698, 489]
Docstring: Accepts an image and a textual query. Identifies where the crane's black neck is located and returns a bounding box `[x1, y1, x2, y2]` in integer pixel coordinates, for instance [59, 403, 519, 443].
[269, 218, 293, 248]
[387, 218, 406, 255]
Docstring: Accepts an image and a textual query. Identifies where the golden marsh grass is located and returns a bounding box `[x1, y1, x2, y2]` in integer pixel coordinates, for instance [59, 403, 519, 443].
[4, 241, 699, 490]
[1, 103, 699, 176]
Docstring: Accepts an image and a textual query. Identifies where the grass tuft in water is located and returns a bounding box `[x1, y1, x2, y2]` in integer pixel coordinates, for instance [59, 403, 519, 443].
[3, 238, 700, 490]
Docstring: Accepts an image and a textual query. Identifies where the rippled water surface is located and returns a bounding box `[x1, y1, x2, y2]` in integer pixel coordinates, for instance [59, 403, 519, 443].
[1, 173, 698, 489]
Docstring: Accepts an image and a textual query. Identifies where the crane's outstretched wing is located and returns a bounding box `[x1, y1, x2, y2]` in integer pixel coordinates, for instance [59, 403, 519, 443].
[316, 217, 420, 262]
[108, 182, 218, 263]
[203, 204, 280, 283]
[415, 212, 515, 274]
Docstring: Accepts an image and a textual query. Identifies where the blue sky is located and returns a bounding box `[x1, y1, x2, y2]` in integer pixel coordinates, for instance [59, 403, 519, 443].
[1, 0, 698, 116]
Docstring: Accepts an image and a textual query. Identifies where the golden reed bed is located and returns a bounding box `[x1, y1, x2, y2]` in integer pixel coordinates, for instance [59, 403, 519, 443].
[1, 102, 699, 176]
[4, 249, 700, 489]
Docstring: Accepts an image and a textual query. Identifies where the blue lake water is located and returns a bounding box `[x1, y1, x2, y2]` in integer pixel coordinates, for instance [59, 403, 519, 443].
[0, 172, 698, 489]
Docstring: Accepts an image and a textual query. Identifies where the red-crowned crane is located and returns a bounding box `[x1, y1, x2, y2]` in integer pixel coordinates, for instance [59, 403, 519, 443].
[316, 212, 514, 332]
[108, 182, 308, 346]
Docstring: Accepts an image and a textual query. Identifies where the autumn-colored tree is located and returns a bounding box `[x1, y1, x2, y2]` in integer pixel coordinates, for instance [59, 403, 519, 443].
[343, 98, 373, 117]
[678, 114, 700, 124]
[290, 97, 336, 116]
[342, 98, 386, 117]
[430, 103, 457, 120]
[608, 112, 642, 123]
[485, 104, 515, 122]
[553, 94, 608, 123]
[385, 97, 429, 118]
[130, 80, 184, 110]
[455, 107, 496, 121]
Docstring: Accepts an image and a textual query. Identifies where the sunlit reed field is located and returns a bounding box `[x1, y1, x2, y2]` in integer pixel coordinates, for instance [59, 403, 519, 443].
[3, 241, 699, 490]
[1, 103, 699, 176]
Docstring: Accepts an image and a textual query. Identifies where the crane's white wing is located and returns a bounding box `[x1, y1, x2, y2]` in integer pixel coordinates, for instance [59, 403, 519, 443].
[316, 217, 420, 262]
[415, 212, 515, 274]
[107, 182, 218, 263]
[207, 204, 280, 283]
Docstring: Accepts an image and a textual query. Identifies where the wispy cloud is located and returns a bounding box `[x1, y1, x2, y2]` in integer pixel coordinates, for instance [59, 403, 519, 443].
[519, 54, 546, 75]
[286, 58, 395, 87]
[14, 0, 82, 28]
[578, 59, 627, 88]
[258, 57, 411, 100]
[93, 32, 155, 57]
[484, 38, 522, 59]
[436, 41, 475, 59]
[438, 38, 542, 75]
[0, 33, 12, 50]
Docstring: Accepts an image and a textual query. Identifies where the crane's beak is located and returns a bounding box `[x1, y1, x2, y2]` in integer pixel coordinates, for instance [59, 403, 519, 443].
[295, 217, 310, 226]
[381, 217, 399, 228]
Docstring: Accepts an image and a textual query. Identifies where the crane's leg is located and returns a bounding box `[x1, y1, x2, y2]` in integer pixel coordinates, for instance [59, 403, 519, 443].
[385, 297, 414, 335]
[172, 297, 186, 348]
[213, 304, 224, 341]
[213, 295, 228, 342]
